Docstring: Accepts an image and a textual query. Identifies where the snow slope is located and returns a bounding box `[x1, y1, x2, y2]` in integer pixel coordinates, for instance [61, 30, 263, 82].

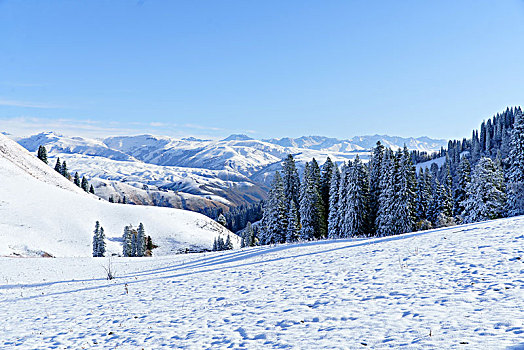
[0, 133, 239, 257]
[1, 216, 523, 348]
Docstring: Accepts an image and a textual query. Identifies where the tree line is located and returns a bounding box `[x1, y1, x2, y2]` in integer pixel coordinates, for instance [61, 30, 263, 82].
[259, 107, 524, 244]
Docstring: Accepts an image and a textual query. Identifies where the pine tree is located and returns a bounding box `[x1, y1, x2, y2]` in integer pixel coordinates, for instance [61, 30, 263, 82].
[327, 164, 341, 238]
[98, 227, 106, 257]
[340, 155, 369, 237]
[368, 142, 385, 235]
[454, 156, 471, 218]
[122, 225, 133, 257]
[61, 160, 69, 179]
[217, 213, 227, 227]
[506, 108, 524, 216]
[392, 147, 416, 235]
[54, 157, 62, 173]
[260, 171, 287, 244]
[320, 157, 335, 231]
[282, 154, 301, 212]
[299, 163, 321, 241]
[74, 172, 81, 187]
[89, 184, 95, 194]
[213, 238, 218, 251]
[37, 145, 48, 164]
[285, 200, 300, 242]
[81, 176, 89, 192]
[376, 149, 396, 236]
[462, 157, 506, 223]
[309, 159, 327, 238]
[225, 235, 233, 250]
[131, 230, 138, 257]
[92, 221, 101, 257]
[245, 222, 255, 247]
[137, 223, 146, 257]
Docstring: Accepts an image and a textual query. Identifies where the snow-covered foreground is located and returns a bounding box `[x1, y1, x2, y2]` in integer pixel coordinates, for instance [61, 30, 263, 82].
[1, 217, 523, 349]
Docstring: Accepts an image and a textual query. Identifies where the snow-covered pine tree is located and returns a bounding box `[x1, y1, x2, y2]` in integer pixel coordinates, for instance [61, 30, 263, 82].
[213, 237, 218, 251]
[137, 223, 146, 257]
[260, 171, 287, 244]
[462, 157, 506, 223]
[282, 154, 301, 213]
[61, 160, 70, 179]
[89, 184, 95, 194]
[97, 227, 106, 257]
[225, 235, 233, 250]
[368, 141, 385, 235]
[285, 199, 300, 242]
[335, 162, 350, 237]
[131, 229, 138, 257]
[375, 150, 394, 236]
[320, 157, 335, 231]
[122, 225, 133, 257]
[309, 159, 327, 238]
[299, 163, 320, 241]
[217, 236, 225, 250]
[54, 157, 62, 173]
[506, 108, 524, 216]
[92, 221, 101, 257]
[340, 155, 369, 237]
[416, 168, 429, 222]
[81, 176, 89, 192]
[37, 145, 48, 164]
[327, 164, 341, 238]
[243, 222, 255, 247]
[217, 213, 227, 227]
[454, 156, 471, 218]
[392, 147, 416, 235]
[74, 172, 81, 187]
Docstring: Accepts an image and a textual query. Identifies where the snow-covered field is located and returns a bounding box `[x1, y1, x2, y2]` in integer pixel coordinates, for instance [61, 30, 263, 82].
[1, 216, 523, 349]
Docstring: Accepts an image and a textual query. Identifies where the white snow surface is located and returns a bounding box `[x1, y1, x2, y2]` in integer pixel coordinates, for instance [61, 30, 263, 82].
[0, 133, 238, 257]
[1, 216, 523, 349]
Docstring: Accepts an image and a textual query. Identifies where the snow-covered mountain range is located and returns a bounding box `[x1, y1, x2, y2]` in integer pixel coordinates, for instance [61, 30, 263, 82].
[15, 132, 447, 211]
[0, 133, 238, 257]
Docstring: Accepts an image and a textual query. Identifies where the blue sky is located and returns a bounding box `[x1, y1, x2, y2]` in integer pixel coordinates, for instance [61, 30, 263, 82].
[1, 0, 523, 140]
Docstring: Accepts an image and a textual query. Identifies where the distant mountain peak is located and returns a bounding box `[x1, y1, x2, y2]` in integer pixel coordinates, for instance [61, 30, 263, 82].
[222, 134, 254, 141]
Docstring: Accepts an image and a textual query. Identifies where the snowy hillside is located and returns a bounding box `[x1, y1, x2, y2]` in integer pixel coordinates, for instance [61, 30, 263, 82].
[0, 133, 239, 257]
[1, 216, 523, 348]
